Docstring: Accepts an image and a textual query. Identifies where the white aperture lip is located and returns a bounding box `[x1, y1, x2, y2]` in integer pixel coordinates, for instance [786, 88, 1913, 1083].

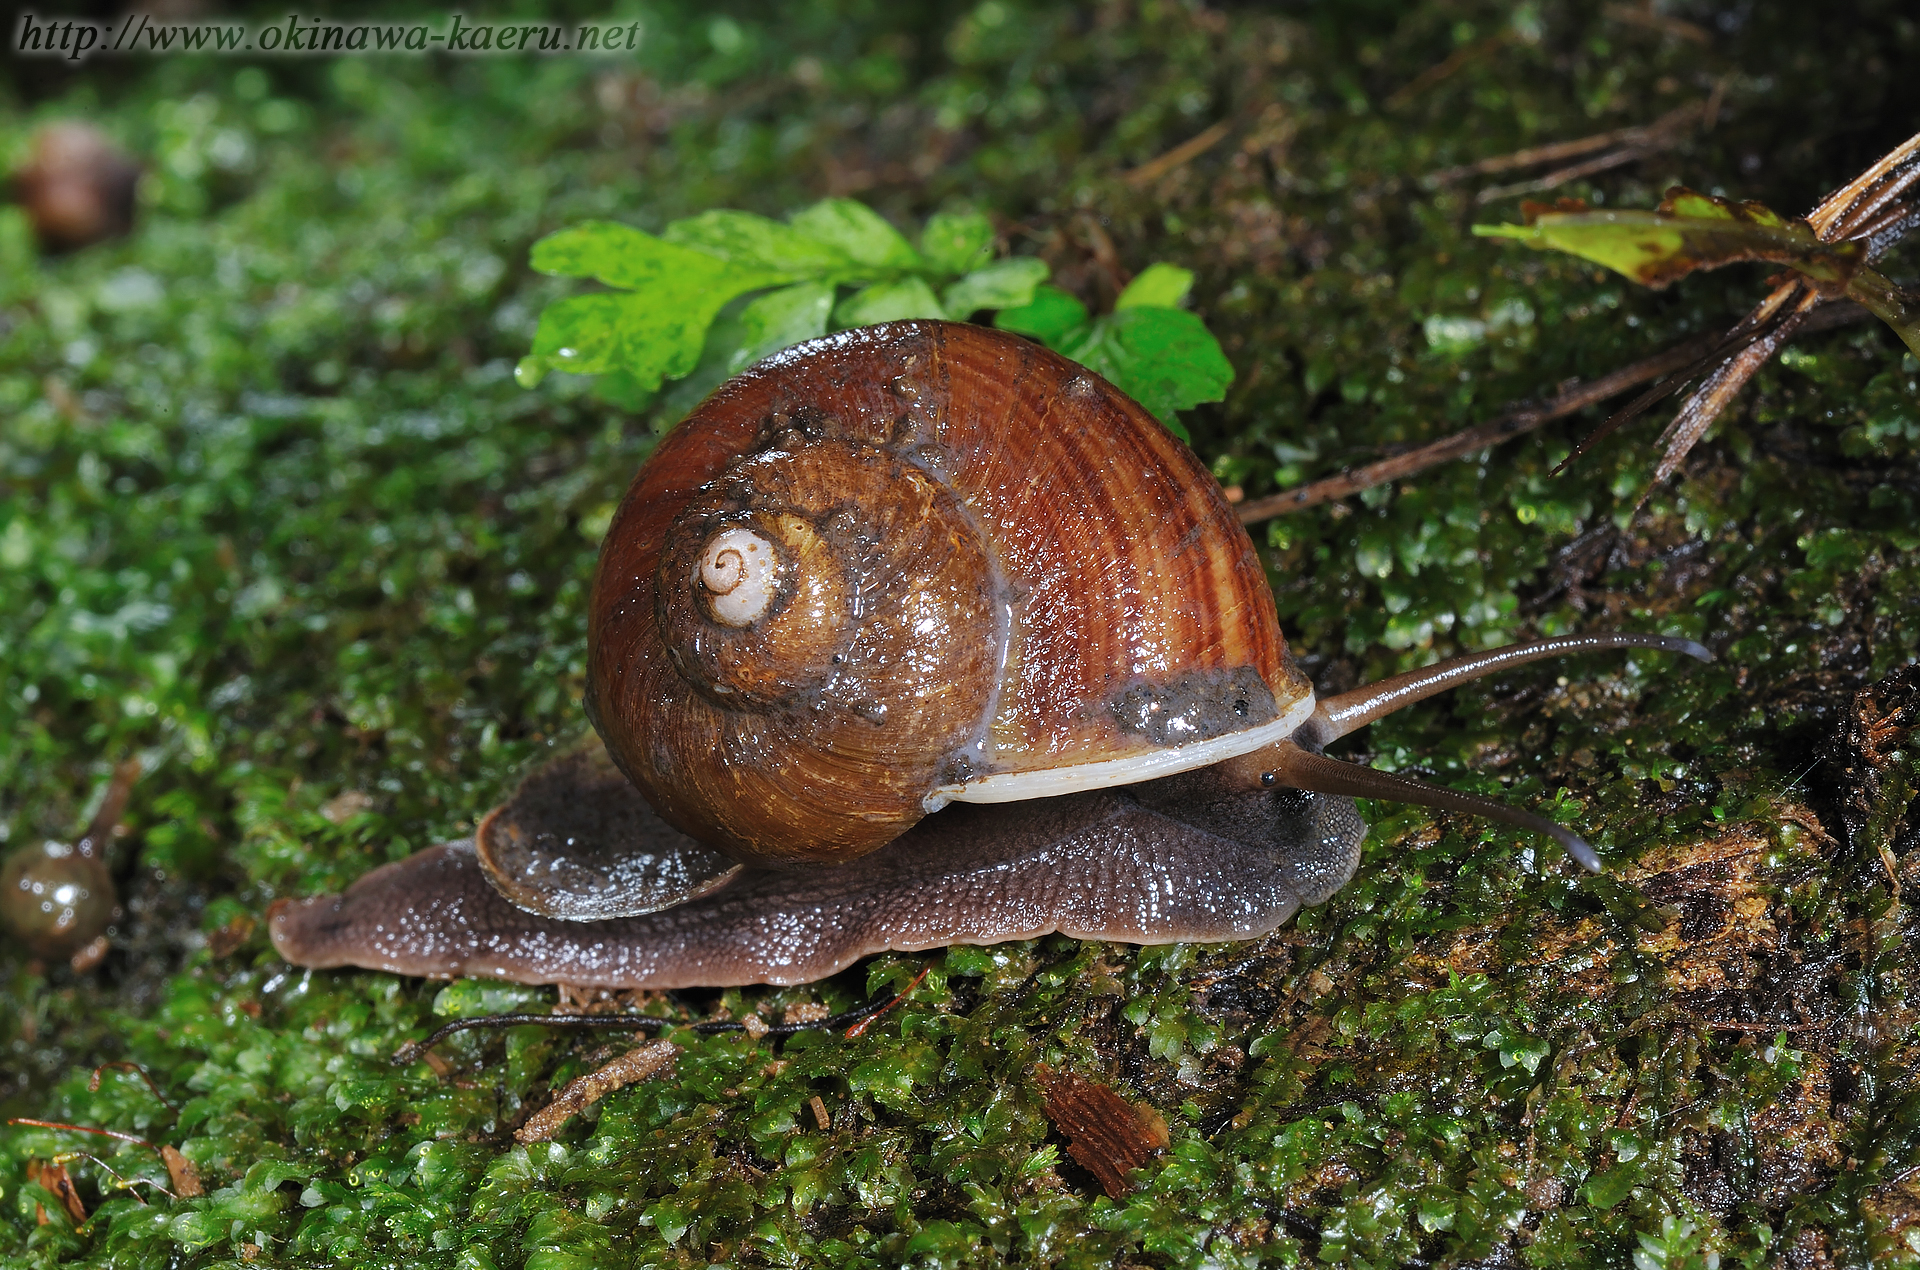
[698, 527, 781, 627]
[924, 690, 1319, 811]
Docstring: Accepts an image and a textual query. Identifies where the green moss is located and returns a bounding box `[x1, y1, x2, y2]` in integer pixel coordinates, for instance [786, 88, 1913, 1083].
[5, 2, 1920, 1266]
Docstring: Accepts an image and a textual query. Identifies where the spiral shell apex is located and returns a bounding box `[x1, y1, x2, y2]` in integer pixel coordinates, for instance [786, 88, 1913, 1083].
[589, 321, 1312, 866]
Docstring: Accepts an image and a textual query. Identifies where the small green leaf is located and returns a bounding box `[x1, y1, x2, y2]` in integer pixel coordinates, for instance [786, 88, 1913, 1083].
[657, 281, 835, 417]
[431, 979, 547, 1018]
[920, 210, 996, 276]
[529, 220, 783, 291]
[834, 276, 947, 327]
[732, 281, 835, 366]
[1473, 209, 1861, 290]
[940, 257, 1048, 317]
[1581, 1161, 1640, 1210]
[520, 221, 790, 388]
[1115, 262, 1195, 310]
[663, 209, 857, 280]
[992, 284, 1090, 345]
[1056, 306, 1234, 442]
[521, 290, 726, 391]
[789, 198, 924, 274]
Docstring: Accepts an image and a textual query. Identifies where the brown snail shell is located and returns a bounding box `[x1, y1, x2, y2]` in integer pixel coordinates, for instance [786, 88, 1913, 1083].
[588, 322, 1312, 866]
[1, 840, 116, 959]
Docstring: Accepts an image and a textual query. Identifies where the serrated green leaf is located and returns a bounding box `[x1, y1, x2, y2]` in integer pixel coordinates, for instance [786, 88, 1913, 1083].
[520, 221, 792, 389]
[1055, 306, 1233, 442]
[789, 198, 924, 274]
[1473, 210, 1861, 290]
[940, 257, 1048, 317]
[520, 292, 718, 390]
[834, 276, 946, 327]
[920, 211, 996, 276]
[1115, 262, 1195, 310]
[657, 281, 835, 418]
[662, 209, 858, 279]
[991, 284, 1090, 345]
[529, 220, 784, 291]
[731, 281, 836, 367]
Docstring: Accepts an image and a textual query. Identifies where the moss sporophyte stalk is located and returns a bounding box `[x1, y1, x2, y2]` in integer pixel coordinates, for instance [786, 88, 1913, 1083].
[4, 3, 1920, 1267]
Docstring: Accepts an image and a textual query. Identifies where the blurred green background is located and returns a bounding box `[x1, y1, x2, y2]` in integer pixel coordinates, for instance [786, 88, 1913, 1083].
[2, 2, 1918, 1266]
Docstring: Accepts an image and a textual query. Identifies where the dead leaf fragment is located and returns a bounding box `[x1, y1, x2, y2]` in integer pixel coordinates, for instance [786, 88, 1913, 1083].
[160, 1146, 203, 1198]
[515, 1040, 676, 1143]
[30, 1159, 88, 1225]
[1032, 1064, 1168, 1198]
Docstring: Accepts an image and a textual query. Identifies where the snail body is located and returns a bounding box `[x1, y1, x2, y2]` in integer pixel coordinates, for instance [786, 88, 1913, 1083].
[272, 322, 1709, 987]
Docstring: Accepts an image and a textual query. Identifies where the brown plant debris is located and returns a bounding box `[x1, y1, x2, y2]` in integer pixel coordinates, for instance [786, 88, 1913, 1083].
[1829, 663, 1920, 890]
[160, 1146, 203, 1199]
[514, 1040, 677, 1144]
[1031, 1064, 1170, 1198]
[29, 1158, 87, 1226]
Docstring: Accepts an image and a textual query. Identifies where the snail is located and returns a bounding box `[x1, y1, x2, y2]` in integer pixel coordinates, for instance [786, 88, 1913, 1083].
[270, 321, 1707, 989]
[2, 760, 138, 970]
[9, 122, 141, 252]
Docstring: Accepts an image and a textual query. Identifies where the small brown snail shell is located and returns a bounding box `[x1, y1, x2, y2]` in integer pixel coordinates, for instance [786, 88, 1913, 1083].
[270, 322, 1708, 988]
[10, 122, 141, 252]
[1, 760, 138, 965]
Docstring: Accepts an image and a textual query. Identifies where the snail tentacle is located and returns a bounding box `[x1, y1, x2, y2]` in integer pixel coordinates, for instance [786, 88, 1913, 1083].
[1256, 740, 1604, 872]
[1297, 632, 1711, 747]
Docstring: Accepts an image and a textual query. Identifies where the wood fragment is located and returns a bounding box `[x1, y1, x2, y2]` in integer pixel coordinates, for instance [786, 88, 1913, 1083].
[1429, 103, 1696, 184]
[1123, 118, 1234, 186]
[161, 1145, 203, 1199]
[1031, 1064, 1167, 1198]
[809, 1095, 831, 1130]
[514, 1040, 676, 1143]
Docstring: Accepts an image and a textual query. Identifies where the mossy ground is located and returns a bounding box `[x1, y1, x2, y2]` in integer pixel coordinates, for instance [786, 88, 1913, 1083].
[3, 2, 1919, 1266]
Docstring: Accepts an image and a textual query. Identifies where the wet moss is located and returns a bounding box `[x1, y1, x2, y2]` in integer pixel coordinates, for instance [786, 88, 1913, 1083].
[3, 1, 1920, 1266]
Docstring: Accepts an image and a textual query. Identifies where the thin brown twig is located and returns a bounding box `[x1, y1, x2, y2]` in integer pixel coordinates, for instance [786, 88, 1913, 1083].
[1474, 145, 1661, 204]
[1429, 101, 1704, 185]
[1236, 337, 1713, 523]
[1123, 118, 1235, 187]
[1387, 31, 1509, 109]
[1237, 302, 1871, 523]
[1602, 2, 1712, 45]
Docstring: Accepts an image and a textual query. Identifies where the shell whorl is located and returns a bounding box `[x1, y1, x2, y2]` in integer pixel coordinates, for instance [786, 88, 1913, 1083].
[589, 322, 1309, 866]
